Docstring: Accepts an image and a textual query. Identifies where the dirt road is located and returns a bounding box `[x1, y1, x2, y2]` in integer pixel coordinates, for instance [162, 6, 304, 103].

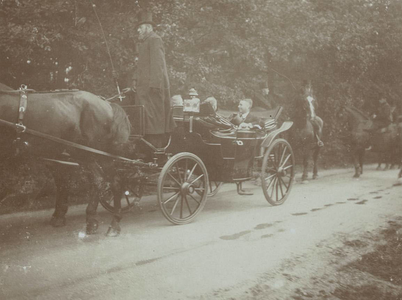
[1, 165, 401, 300]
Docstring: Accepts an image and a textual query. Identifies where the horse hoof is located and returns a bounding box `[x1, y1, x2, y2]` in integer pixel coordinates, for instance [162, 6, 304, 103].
[353, 174, 360, 178]
[376, 167, 381, 171]
[106, 226, 121, 237]
[312, 175, 318, 180]
[50, 216, 66, 227]
[86, 220, 99, 235]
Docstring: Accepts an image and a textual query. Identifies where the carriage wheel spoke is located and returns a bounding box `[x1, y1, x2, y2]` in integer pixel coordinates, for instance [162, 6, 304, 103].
[163, 191, 180, 205]
[269, 177, 277, 199]
[275, 178, 279, 201]
[184, 196, 192, 215]
[264, 173, 276, 182]
[280, 154, 292, 169]
[279, 146, 287, 166]
[169, 194, 181, 216]
[184, 159, 188, 181]
[194, 187, 205, 193]
[180, 195, 184, 219]
[177, 162, 183, 183]
[266, 175, 276, 191]
[187, 163, 198, 183]
[283, 164, 293, 171]
[168, 172, 181, 187]
[278, 176, 284, 198]
[279, 176, 289, 190]
[275, 144, 283, 167]
[190, 174, 204, 185]
[188, 193, 201, 205]
[163, 186, 180, 191]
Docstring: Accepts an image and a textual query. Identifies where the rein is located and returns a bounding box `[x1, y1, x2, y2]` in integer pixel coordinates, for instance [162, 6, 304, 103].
[103, 87, 132, 102]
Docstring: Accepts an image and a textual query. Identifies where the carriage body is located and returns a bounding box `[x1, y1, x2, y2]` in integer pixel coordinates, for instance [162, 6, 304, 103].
[169, 122, 264, 183]
[116, 103, 295, 225]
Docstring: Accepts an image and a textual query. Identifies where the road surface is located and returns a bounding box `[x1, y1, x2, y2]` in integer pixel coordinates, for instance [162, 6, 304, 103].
[1, 165, 401, 299]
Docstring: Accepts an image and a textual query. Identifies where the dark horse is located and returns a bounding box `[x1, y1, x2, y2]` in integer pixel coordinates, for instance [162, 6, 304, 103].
[343, 105, 399, 178]
[288, 90, 324, 183]
[343, 106, 372, 177]
[0, 83, 131, 236]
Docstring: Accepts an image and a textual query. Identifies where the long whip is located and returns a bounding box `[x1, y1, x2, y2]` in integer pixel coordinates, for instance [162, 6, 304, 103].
[90, 0, 124, 101]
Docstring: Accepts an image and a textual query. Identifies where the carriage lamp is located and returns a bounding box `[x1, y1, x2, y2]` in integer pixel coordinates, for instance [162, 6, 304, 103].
[125, 191, 130, 196]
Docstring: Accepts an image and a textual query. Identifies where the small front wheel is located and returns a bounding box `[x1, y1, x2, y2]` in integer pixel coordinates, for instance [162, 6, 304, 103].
[157, 152, 209, 225]
[261, 139, 295, 205]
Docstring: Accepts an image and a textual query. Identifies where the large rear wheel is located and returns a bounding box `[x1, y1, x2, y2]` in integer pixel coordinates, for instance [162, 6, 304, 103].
[261, 139, 295, 205]
[158, 152, 209, 225]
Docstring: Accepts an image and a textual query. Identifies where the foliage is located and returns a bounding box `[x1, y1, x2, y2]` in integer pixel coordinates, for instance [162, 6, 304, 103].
[1, 0, 402, 203]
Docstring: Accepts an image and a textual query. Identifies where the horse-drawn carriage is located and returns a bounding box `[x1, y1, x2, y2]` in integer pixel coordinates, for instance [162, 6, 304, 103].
[0, 84, 295, 234]
[102, 101, 295, 225]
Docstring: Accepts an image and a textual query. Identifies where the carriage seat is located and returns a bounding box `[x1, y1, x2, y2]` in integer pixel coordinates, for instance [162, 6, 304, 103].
[259, 106, 282, 131]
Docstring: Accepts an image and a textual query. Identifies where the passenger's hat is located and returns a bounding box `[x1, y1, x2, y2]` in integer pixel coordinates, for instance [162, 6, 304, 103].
[189, 88, 198, 96]
[136, 10, 155, 28]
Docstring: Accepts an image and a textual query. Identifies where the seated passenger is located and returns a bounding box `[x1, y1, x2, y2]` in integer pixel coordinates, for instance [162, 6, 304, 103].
[229, 98, 263, 129]
[170, 94, 183, 106]
[202, 96, 218, 112]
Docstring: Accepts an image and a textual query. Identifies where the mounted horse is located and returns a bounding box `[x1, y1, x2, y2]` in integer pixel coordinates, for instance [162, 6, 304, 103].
[342, 106, 372, 177]
[288, 85, 324, 183]
[343, 105, 399, 178]
[0, 84, 132, 236]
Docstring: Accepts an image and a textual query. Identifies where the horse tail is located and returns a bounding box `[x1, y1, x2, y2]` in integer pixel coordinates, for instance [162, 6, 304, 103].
[110, 103, 131, 144]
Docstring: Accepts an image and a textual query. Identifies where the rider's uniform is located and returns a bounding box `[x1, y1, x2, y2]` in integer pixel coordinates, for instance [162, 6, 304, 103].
[375, 102, 392, 130]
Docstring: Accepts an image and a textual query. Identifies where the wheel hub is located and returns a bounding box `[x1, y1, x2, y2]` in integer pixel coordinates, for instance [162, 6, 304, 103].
[277, 167, 287, 177]
[181, 182, 195, 195]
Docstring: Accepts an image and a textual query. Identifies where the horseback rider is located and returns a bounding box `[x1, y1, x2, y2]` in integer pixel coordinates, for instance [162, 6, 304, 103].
[298, 81, 324, 147]
[374, 97, 392, 133]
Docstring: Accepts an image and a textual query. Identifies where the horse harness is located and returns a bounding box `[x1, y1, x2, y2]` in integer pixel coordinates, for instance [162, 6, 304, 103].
[16, 84, 30, 133]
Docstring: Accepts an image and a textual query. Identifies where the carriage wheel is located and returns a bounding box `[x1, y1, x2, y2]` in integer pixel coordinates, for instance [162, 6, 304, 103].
[261, 138, 295, 206]
[196, 180, 223, 197]
[100, 181, 144, 213]
[207, 181, 223, 197]
[157, 152, 209, 225]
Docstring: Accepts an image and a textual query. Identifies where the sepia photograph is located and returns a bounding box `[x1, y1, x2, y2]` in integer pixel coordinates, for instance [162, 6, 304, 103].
[0, 0, 401, 299]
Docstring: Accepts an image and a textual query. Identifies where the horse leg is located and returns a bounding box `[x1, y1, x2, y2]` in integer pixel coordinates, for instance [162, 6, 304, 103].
[106, 175, 123, 237]
[301, 146, 309, 183]
[312, 146, 320, 179]
[85, 163, 103, 235]
[359, 149, 364, 175]
[352, 149, 360, 178]
[95, 161, 123, 237]
[383, 152, 390, 171]
[48, 164, 72, 227]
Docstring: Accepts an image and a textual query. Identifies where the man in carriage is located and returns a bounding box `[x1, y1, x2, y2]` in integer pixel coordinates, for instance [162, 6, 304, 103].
[229, 98, 265, 129]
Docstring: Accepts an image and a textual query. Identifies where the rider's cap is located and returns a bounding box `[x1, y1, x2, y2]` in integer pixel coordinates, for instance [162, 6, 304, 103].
[189, 88, 198, 96]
